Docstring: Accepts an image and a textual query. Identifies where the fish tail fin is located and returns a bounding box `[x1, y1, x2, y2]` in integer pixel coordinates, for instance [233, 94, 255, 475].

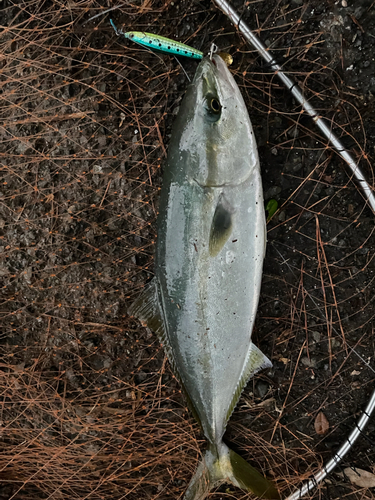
[184, 442, 279, 500]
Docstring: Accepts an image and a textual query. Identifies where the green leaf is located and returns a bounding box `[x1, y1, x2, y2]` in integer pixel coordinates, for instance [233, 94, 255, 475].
[265, 199, 278, 222]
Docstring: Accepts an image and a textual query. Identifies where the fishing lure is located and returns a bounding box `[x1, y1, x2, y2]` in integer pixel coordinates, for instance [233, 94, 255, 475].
[110, 20, 203, 60]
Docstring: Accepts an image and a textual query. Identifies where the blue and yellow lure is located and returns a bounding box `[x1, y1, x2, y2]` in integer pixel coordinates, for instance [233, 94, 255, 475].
[110, 20, 203, 60]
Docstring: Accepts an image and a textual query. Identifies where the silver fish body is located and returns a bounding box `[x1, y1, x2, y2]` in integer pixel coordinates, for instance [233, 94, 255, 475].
[129, 55, 279, 500]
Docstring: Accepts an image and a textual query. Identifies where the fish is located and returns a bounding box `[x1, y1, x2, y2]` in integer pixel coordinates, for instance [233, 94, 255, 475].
[128, 54, 279, 500]
[110, 20, 204, 60]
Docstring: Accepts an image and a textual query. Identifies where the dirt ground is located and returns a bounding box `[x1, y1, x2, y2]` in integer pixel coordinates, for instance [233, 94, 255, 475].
[1, 0, 375, 499]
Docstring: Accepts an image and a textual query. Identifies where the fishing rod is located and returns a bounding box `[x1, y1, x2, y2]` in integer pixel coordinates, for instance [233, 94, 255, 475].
[213, 0, 375, 216]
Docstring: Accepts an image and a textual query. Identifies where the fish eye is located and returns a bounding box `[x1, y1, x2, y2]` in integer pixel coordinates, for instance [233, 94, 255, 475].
[204, 93, 221, 122]
[210, 98, 221, 113]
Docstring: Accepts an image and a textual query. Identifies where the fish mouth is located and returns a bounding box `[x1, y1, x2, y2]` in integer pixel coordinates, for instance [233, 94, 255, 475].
[193, 54, 236, 95]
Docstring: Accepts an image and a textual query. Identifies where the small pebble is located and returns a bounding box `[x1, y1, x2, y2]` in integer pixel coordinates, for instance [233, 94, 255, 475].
[255, 380, 269, 399]
[301, 356, 316, 368]
[312, 331, 321, 343]
[278, 211, 286, 222]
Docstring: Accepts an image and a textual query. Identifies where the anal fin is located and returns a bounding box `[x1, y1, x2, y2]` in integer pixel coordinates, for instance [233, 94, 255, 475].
[226, 343, 272, 423]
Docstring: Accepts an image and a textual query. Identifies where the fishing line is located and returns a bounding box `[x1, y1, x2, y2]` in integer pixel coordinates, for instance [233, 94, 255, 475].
[83, 3, 130, 24]
[174, 56, 191, 82]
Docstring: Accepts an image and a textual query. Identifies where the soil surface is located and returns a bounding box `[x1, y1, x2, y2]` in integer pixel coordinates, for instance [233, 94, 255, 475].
[1, 1, 374, 499]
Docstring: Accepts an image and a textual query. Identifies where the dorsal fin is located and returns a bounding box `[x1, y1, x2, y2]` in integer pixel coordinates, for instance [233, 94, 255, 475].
[128, 279, 202, 428]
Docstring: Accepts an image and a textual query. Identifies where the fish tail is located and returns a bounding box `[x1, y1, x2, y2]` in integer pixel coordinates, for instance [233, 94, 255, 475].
[184, 442, 279, 500]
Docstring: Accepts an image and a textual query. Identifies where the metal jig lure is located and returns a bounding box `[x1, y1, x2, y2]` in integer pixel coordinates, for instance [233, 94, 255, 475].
[110, 20, 203, 60]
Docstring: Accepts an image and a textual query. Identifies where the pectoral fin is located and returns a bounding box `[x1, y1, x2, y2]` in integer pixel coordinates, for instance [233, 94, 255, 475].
[209, 196, 233, 257]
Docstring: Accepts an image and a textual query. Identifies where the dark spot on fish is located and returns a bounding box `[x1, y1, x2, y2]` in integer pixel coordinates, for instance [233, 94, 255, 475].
[193, 242, 198, 252]
[232, 239, 237, 243]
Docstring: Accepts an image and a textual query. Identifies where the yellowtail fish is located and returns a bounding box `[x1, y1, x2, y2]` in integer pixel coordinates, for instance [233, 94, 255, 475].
[129, 54, 279, 500]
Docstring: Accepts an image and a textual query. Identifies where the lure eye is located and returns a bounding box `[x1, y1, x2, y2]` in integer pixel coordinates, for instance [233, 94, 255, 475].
[204, 93, 222, 122]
